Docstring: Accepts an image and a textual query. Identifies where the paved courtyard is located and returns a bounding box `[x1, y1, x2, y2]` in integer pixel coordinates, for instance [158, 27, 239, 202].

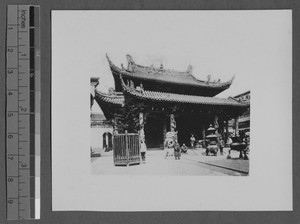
[91, 147, 249, 176]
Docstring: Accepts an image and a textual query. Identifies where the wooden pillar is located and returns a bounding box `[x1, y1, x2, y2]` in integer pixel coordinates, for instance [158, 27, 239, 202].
[202, 124, 206, 148]
[219, 118, 224, 140]
[235, 116, 239, 137]
[139, 112, 145, 141]
[225, 119, 229, 142]
[202, 125, 206, 140]
[170, 113, 177, 141]
[170, 113, 176, 132]
[214, 114, 219, 135]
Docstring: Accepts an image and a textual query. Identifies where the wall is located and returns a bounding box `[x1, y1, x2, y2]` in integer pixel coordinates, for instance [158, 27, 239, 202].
[91, 125, 113, 153]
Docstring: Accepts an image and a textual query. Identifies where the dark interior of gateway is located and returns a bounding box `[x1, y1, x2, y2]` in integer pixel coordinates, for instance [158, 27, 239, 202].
[144, 112, 209, 149]
[177, 114, 206, 147]
[144, 113, 167, 148]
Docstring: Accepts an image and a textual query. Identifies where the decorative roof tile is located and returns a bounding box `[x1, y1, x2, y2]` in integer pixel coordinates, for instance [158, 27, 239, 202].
[107, 54, 234, 89]
[120, 77, 249, 107]
[94, 90, 124, 106]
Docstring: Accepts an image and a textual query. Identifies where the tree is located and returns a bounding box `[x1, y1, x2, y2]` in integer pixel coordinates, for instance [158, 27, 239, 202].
[114, 98, 144, 133]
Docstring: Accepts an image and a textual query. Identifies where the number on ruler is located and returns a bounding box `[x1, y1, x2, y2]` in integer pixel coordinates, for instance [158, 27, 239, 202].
[7, 69, 14, 74]
[20, 162, 27, 168]
[20, 107, 27, 112]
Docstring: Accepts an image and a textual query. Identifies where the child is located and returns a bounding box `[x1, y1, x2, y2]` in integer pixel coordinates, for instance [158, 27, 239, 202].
[140, 139, 147, 162]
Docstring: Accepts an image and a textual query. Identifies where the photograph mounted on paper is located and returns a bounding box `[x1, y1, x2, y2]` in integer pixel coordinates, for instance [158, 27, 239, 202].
[52, 10, 292, 211]
[90, 53, 250, 176]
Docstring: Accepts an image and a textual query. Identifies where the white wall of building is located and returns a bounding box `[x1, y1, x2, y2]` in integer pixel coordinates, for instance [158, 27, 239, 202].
[91, 126, 113, 153]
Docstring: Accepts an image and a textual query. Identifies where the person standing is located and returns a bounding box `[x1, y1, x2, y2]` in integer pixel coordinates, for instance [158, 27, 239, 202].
[218, 136, 224, 156]
[140, 139, 147, 162]
[190, 134, 196, 148]
[174, 141, 181, 160]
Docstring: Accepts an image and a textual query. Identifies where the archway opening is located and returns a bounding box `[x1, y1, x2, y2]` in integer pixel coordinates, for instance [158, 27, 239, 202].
[144, 112, 168, 149]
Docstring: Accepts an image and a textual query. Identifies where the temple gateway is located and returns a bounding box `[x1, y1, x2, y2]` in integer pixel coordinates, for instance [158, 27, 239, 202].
[93, 54, 250, 148]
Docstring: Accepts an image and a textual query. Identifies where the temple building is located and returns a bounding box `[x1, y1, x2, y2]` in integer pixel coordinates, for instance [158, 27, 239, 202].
[93, 55, 250, 149]
[232, 91, 250, 134]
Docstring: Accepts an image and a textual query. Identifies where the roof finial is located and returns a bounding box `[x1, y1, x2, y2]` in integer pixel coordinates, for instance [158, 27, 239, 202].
[126, 54, 135, 71]
[160, 63, 164, 70]
[206, 75, 211, 83]
[126, 54, 135, 64]
[231, 74, 236, 82]
[187, 65, 193, 75]
[105, 53, 112, 65]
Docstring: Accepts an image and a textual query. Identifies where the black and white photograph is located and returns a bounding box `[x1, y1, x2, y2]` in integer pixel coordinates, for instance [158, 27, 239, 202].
[52, 10, 292, 211]
[91, 54, 250, 176]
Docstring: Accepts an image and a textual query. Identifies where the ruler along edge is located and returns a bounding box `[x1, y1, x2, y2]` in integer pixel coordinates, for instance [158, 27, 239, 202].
[6, 5, 40, 220]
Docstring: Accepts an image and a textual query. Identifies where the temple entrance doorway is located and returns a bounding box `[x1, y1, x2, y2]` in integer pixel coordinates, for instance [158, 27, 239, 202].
[144, 113, 167, 149]
[177, 113, 205, 146]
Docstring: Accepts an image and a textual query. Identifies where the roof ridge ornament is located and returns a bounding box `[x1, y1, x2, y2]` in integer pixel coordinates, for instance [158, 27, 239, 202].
[231, 74, 236, 82]
[160, 64, 164, 70]
[206, 75, 211, 83]
[126, 54, 136, 71]
[126, 54, 135, 63]
[186, 65, 193, 75]
[105, 53, 112, 65]
[108, 87, 116, 96]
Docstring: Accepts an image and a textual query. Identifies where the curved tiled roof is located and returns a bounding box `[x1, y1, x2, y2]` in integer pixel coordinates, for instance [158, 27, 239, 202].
[120, 77, 249, 108]
[94, 90, 124, 106]
[107, 54, 234, 89]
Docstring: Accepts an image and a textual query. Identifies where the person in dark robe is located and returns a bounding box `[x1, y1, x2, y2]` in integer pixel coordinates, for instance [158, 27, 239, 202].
[174, 141, 181, 160]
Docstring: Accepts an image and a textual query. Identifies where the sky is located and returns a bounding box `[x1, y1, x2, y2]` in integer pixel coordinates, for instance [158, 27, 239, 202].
[52, 10, 291, 113]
